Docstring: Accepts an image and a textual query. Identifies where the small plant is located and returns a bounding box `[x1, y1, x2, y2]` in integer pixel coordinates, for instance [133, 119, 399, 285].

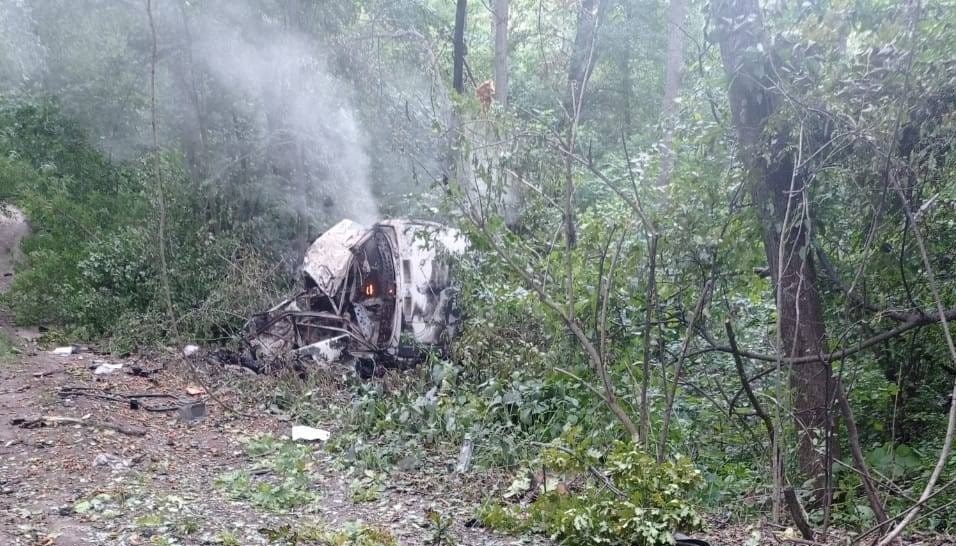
[425, 508, 458, 545]
[476, 501, 525, 533]
[215, 434, 317, 512]
[318, 523, 398, 546]
[215, 530, 241, 546]
[349, 469, 385, 503]
[176, 516, 201, 535]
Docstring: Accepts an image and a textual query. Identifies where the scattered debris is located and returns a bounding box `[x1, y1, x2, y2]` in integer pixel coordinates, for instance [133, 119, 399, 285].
[93, 362, 123, 375]
[455, 435, 473, 474]
[290, 425, 330, 442]
[58, 386, 182, 411]
[182, 344, 201, 357]
[92, 452, 131, 470]
[674, 533, 711, 546]
[184, 385, 205, 396]
[178, 401, 208, 423]
[11, 415, 147, 436]
[52, 345, 78, 355]
[246, 219, 467, 373]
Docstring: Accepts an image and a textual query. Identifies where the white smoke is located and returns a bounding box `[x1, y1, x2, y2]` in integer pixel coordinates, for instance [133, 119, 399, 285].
[0, 0, 381, 227]
[191, 13, 379, 225]
[0, 0, 46, 86]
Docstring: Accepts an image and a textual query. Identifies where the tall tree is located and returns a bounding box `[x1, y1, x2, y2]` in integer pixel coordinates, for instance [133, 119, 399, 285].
[494, 0, 509, 106]
[712, 0, 833, 481]
[656, 0, 687, 187]
[452, 0, 467, 94]
[566, 0, 607, 120]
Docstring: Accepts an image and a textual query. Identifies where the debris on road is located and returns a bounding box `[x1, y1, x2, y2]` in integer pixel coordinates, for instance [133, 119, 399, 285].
[92, 452, 131, 470]
[177, 401, 207, 423]
[182, 344, 201, 357]
[184, 385, 205, 396]
[245, 218, 467, 374]
[291, 425, 330, 442]
[58, 386, 183, 412]
[52, 345, 78, 355]
[11, 414, 147, 436]
[93, 362, 123, 375]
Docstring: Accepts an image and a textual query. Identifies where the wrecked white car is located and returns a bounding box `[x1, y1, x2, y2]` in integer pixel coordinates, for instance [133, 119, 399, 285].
[246, 219, 467, 375]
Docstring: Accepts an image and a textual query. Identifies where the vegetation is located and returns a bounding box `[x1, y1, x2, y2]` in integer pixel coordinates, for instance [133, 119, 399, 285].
[2, 0, 956, 544]
[215, 435, 317, 512]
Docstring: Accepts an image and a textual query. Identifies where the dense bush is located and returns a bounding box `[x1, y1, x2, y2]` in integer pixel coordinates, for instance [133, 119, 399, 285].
[0, 99, 291, 349]
[478, 436, 702, 546]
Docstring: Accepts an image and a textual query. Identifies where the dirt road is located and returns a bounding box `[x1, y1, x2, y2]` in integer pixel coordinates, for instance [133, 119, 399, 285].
[0, 208, 532, 546]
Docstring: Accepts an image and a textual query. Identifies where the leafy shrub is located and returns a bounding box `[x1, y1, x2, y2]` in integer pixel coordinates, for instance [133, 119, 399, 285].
[483, 438, 702, 546]
[0, 98, 291, 348]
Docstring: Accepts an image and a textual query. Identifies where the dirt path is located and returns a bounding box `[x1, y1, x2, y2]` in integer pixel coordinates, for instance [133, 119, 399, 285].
[0, 208, 538, 546]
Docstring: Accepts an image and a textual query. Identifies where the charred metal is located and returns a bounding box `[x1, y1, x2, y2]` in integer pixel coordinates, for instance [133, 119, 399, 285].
[245, 219, 466, 374]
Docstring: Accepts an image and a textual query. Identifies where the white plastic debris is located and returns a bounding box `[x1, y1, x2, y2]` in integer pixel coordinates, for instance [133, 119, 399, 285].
[291, 425, 330, 442]
[93, 453, 130, 470]
[93, 362, 123, 375]
[52, 346, 77, 355]
[182, 344, 200, 357]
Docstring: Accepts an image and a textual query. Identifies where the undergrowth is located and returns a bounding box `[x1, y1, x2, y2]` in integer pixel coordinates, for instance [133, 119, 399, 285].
[476, 434, 702, 546]
[0, 331, 16, 364]
[215, 434, 316, 512]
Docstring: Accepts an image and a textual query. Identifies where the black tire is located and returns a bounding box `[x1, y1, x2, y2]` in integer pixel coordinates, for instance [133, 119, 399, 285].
[355, 358, 375, 380]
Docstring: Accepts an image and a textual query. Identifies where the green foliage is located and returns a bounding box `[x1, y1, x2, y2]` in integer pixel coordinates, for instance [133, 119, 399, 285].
[215, 435, 316, 512]
[0, 99, 291, 348]
[0, 331, 16, 364]
[479, 439, 703, 546]
[317, 523, 398, 546]
[424, 509, 458, 546]
[258, 522, 397, 546]
[539, 439, 702, 546]
[348, 469, 385, 503]
[2, 0, 956, 540]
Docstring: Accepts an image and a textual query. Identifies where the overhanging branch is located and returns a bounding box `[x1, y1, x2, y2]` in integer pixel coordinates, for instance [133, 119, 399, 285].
[708, 307, 956, 364]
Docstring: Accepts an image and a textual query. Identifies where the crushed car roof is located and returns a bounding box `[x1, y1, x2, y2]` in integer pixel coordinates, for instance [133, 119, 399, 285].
[301, 218, 367, 296]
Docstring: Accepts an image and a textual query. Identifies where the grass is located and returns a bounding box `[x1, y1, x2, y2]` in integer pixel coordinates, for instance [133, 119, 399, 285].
[0, 330, 17, 364]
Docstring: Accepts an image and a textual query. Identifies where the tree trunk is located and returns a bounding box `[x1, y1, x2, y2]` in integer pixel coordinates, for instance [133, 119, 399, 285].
[453, 0, 468, 94]
[561, 0, 609, 252]
[656, 0, 687, 187]
[620, 0, 633, 133]
[566, 0, 607, 120]
[713, 0, 833, 481]
[176, 0, 208, 181]
[493, 0, 508, 106]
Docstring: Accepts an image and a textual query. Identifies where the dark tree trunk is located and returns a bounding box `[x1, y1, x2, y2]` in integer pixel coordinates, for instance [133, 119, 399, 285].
[453, 0, 468, 94]
[566, 0, 607, 119]
[713, 0, 834, 481]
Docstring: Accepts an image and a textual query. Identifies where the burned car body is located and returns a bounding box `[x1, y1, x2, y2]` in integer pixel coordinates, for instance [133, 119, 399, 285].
[247, 219, 467, 371]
